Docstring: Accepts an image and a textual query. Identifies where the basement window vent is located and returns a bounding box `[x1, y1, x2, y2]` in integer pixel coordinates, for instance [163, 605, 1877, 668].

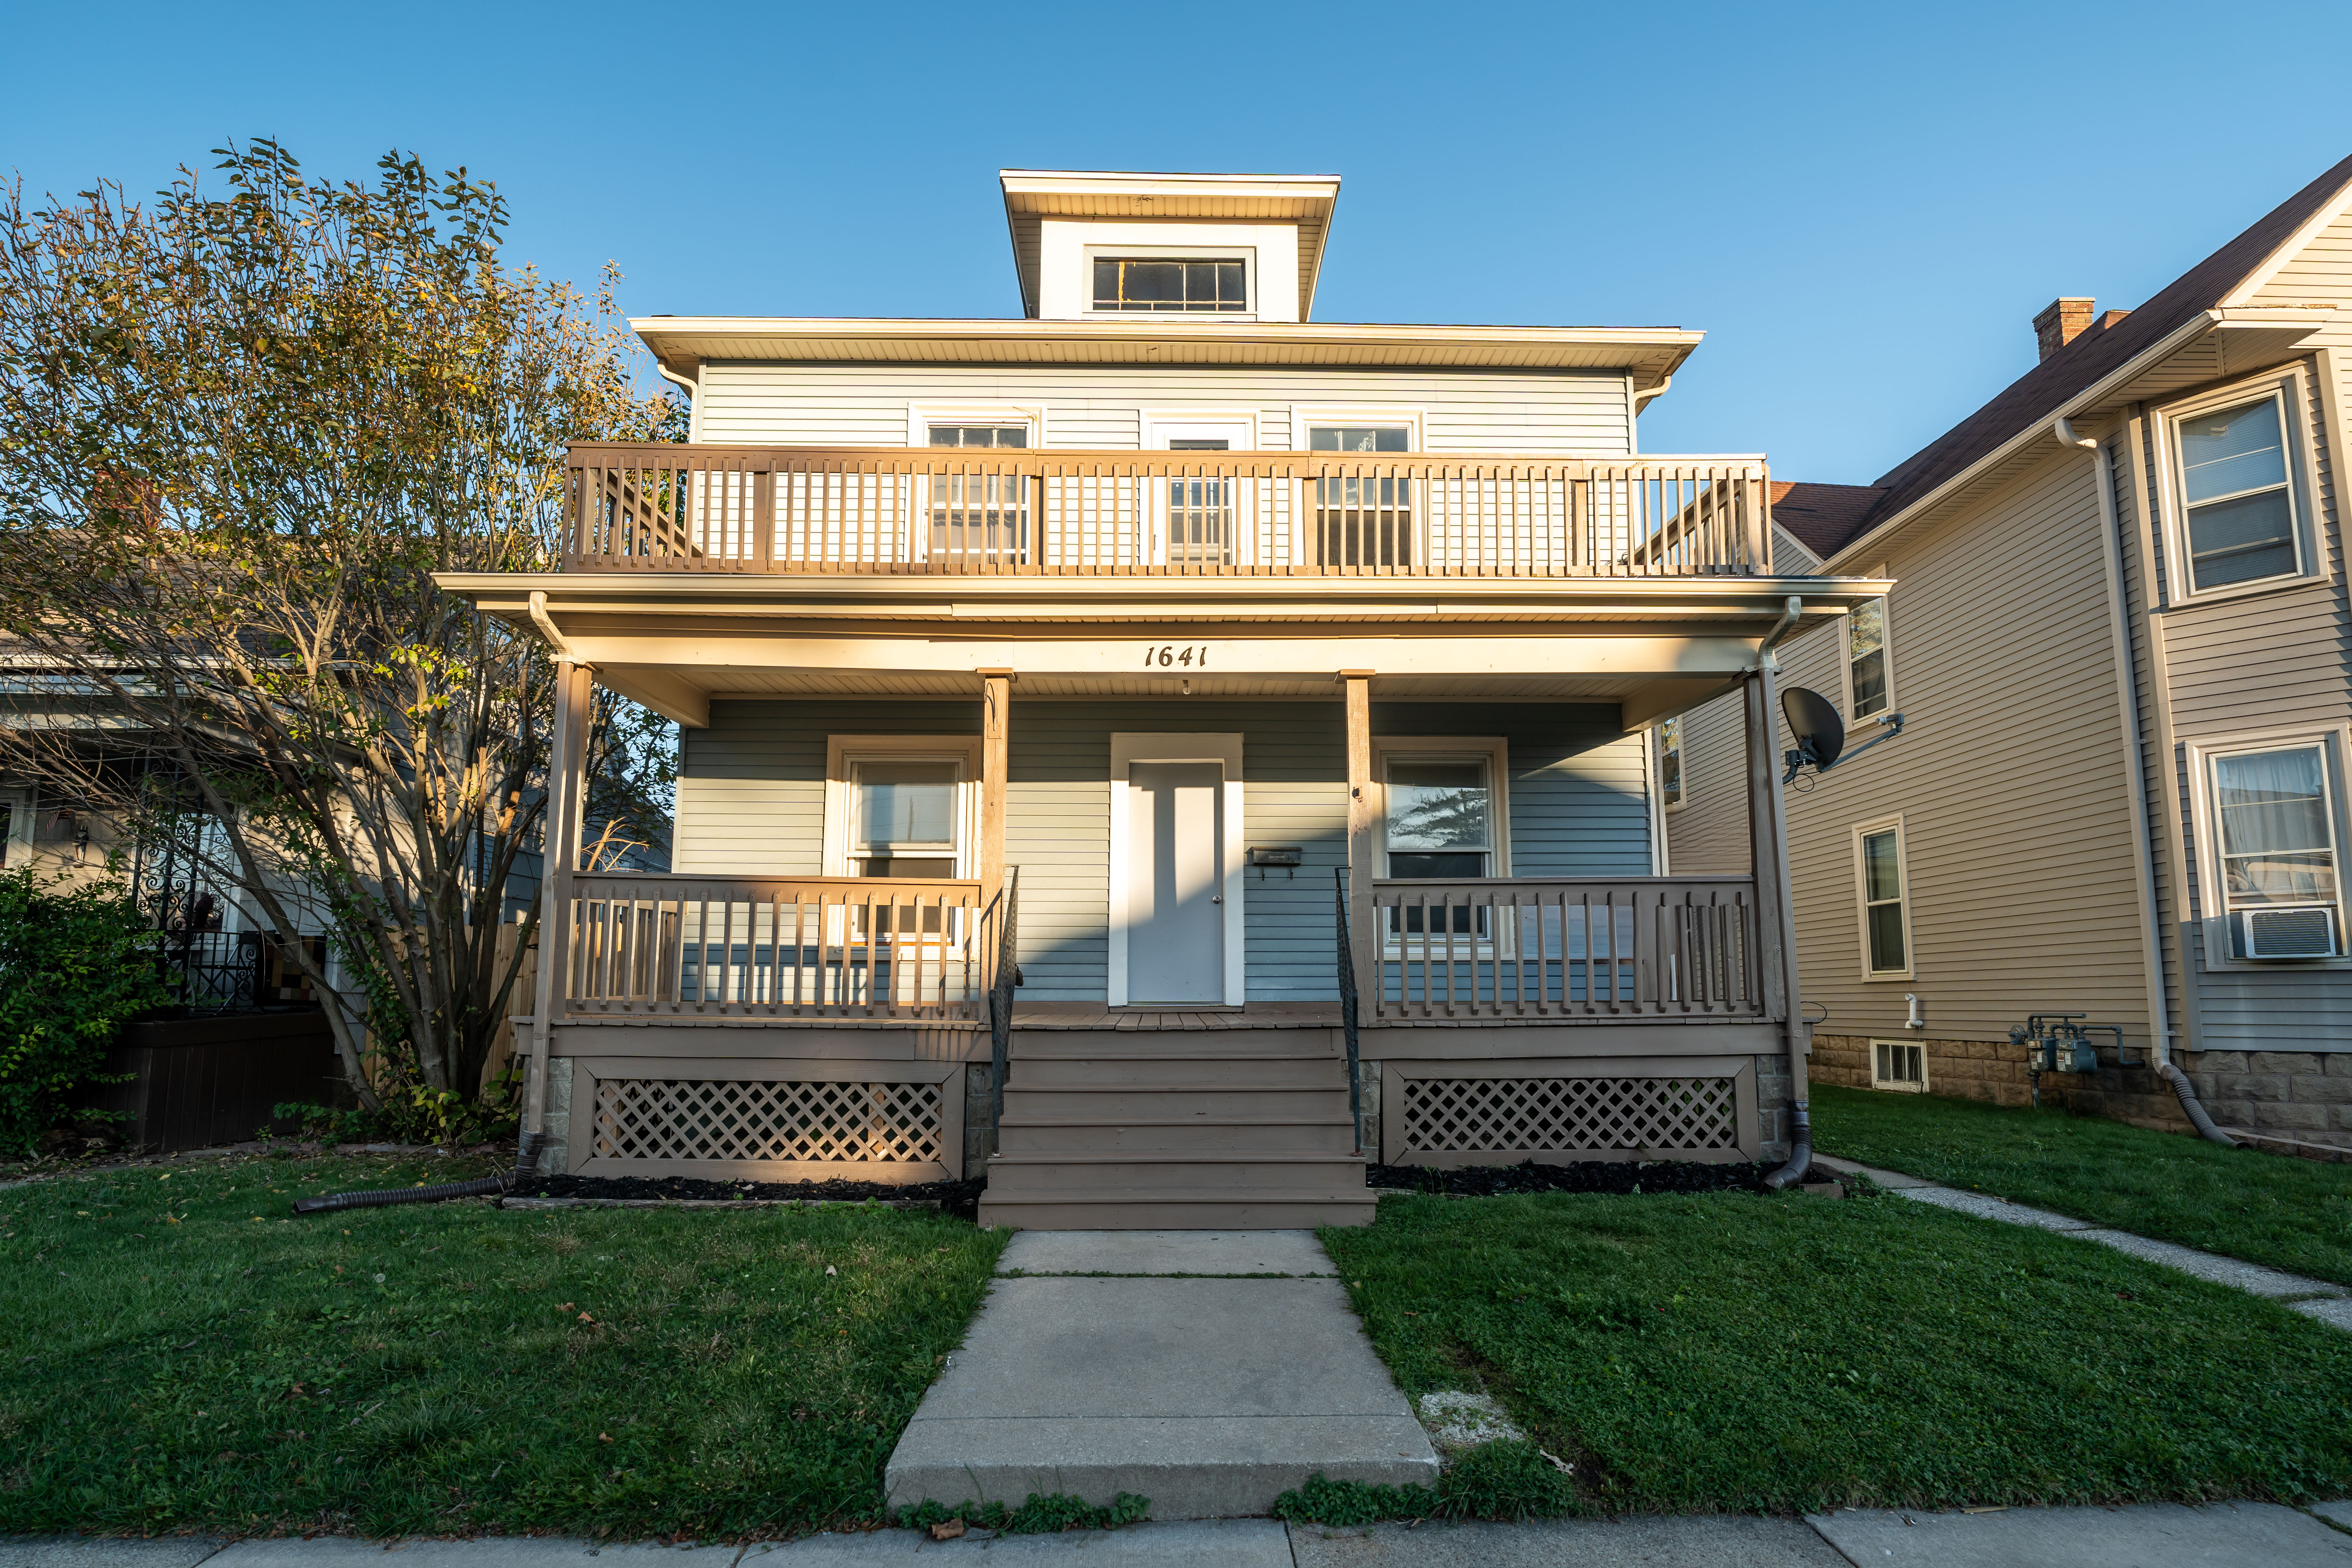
[1871, 1039, 1928, 1093]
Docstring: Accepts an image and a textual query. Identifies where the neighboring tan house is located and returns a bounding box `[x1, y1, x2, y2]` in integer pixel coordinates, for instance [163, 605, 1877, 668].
[1665, 151, 2352, 1155]
[439, 168, 1886, 1228]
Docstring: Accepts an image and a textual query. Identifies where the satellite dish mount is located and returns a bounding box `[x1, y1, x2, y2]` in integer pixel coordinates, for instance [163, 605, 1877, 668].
[1781, 685, 1904, 785]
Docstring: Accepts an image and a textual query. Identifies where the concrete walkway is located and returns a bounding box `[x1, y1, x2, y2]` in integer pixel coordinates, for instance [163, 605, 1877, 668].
[1811, 1154, 2352, 1328]
[11, 1502, 2352, 1565]
[881, 1230, 1437, 1520]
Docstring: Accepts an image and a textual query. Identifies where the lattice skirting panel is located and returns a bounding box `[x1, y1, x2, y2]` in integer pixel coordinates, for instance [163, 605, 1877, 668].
[565, 1056, 964, 1183]
[1380, 1056, 1758, 1167]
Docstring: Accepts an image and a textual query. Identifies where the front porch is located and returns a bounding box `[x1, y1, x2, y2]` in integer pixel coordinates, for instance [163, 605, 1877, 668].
[448, 442, 1882, 1226]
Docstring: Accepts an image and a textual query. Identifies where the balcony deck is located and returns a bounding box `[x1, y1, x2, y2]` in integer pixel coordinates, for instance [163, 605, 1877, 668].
[563, 444, 1766, 581]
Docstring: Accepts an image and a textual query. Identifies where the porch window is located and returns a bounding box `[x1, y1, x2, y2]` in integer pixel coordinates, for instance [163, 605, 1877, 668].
[1657, 717, 1683, 809]
[2211, 742, 2343, 958]
[1310, 424, 1413, 568]
[2171, 391, 2300, 592]
[849, 759, 961, 881]
[926, 425, 1029, 563]
[1846, 597, 1891, 719]
[1385, 756, 1494, 935]
[1856, 820, 1909, 977]
[1092, 256, 1247, 313]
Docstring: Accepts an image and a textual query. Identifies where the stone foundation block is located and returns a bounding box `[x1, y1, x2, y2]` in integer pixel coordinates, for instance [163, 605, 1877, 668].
[2251, 1051, 2325, 1076]
[2258, 1102, 2330, 1133]
[2241, 1074, 2290, 1103]
[2293, 1074, 2352, 1105]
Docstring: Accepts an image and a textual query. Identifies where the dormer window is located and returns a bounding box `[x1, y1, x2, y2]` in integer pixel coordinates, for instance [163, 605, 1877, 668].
[1092, 257, 1247, 313]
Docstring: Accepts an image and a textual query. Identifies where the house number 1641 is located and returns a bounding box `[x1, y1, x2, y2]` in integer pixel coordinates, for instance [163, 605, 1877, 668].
[1142, 644, 1210, 668]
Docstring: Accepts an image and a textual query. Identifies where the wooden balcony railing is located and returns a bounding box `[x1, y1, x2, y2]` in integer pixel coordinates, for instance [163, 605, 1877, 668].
[1371, 876, 1767, 1020]
[559, 873, 999, 1021]
[563, 444, 1767, 578]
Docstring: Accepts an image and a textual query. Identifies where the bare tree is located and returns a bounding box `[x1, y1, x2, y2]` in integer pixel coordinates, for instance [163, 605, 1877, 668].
[0, 140, 677, 1116]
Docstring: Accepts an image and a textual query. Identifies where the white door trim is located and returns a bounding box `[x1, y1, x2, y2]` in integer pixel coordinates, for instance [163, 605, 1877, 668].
[1108, 731, 1245, 1007]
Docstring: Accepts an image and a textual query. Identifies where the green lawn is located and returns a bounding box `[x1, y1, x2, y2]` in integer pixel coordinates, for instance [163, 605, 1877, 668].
[1322, 1188, 2352, 1516]
[1812, 1083, 2352, 1287]
[0, 1152, 1004, 1539]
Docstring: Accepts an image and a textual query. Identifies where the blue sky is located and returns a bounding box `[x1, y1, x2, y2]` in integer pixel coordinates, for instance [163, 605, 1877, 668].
[8, 0, 2351, 483]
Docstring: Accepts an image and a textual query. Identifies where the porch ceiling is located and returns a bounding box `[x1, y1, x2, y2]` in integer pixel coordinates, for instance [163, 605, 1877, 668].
[603, 667, 1684, 702]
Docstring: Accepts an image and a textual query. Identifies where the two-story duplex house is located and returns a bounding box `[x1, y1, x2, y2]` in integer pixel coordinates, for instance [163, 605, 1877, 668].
[442, 170, 1887, 1226]
[1666, 151, 2352, 1157]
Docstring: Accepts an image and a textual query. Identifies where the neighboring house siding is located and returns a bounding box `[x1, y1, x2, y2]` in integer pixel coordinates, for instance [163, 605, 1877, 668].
[673, 697, 1650, 1003]
[692, 363, 1635, 454]
[1661, 687, 1751, 876]
[2137, 344, 2352, 1048]
[1778, 450, 2152, 1050]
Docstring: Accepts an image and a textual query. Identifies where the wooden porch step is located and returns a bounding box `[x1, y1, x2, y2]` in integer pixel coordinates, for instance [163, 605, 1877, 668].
[985, 1151, 1368, 1198]
[1013, 1055, 1345, 1089]
[1001, 1085, 1350, 1121]
[977, 1188, 1377, 1232]
[996, 1115, 1358, 1155]
[1011, 1030, 1342, 1057]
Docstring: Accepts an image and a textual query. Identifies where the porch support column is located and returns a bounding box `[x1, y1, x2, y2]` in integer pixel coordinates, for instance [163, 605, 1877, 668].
[978, 669, 1013, 899]
[1342, 671, 1377, 1006]
[525, 657, 594, 1170]
[1743, 662, 1811, 1176]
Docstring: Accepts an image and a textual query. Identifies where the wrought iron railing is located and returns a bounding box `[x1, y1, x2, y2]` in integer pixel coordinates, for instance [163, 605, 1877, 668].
[987, 867, 1020, 1150]
[1335, 867, 1363, 1154]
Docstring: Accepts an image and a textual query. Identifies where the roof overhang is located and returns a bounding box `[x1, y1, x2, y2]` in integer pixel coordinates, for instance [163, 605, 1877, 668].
[633, 316, 1702, 392]
[1822, 306, 2333, 572]
[998, 169, 1342, 319]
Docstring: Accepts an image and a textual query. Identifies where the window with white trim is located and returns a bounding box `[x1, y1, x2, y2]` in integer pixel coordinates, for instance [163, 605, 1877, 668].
[1309, 423, 1414, 568]
[1092, 256, 1248, 312]
[1846, 597, 1892, 719]
[847, 758, 961, 881]
[1657, 717, 1684, 810]
[2166, 386, 2306, 594]
[1870, 1039, 1927, 1093]
[923, 421, 1031, 564]
[2209, 741, 2344, 959]
[1376, 738, 1509, 939]
[1855, 820, 1910, 977]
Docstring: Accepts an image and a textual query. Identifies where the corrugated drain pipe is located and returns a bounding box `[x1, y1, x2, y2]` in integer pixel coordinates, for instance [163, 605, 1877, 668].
[2159, 1063, 2237, 1147]
[293, 1133, 545, 1216]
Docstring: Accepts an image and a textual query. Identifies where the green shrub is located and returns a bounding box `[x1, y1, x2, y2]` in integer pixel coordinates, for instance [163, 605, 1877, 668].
[0, 869, 170, 1153]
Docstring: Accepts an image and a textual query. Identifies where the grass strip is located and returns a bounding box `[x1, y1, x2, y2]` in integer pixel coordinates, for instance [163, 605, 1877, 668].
[1813, 1083, 2352, 1287]
[1273, 1441, 1576, 1524]
[0, 1151, 1004, 1539]
[1322, 1188, 2352, 1514]
[893, 1493, 1149, 1534]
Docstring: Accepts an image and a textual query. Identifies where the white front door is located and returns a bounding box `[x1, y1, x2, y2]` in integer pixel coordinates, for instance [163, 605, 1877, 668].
[1126, 762, 1225, 1003]
[1147, 416, 1257, 567]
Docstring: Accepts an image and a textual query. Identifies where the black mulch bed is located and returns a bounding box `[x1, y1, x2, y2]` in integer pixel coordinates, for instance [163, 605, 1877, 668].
[521, 1172, 989, 1221]
[1367, 1159, 1768, 1197]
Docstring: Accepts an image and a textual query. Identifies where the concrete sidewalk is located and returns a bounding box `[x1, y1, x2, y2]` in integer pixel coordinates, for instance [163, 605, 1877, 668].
[1811, 1154, 2352, 1328]
[11, 1502, 2352, 1565]
[881, 1230, 1436, 1520]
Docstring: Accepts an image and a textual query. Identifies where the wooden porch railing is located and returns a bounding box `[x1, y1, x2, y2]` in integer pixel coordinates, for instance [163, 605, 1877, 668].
[559, 872, 999, 1020]
[563, 444, 1767, 578]
[1370, 876, 1767, 1020]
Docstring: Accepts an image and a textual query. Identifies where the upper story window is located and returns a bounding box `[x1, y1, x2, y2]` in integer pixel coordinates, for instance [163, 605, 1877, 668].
[2170, 390, 2301, 593]
[1309, 426, 1410, 453]
[928, 425, 1027, 448]
[1092, 257, 1247, 313]
[1846, 597, 1892, 719]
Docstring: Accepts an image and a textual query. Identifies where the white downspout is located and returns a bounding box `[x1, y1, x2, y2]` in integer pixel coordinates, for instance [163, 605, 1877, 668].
[528, 591, 573, 658]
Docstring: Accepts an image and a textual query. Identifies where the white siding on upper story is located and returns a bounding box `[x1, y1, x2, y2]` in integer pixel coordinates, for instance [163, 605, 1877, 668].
[2248, 202, 2352, 306]
[692, 363, 1635, 454]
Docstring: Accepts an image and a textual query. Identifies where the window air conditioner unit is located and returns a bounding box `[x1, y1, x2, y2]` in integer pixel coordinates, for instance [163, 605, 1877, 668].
[2241, 905, 2339, 960]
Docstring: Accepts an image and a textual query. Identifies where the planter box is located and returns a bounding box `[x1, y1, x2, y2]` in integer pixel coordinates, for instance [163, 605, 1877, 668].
[79, 1011, 343, 1152]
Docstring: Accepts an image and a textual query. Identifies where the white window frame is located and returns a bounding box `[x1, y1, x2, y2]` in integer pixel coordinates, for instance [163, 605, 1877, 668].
[1107, 732, 1246, 1008]
[1290, 406, 1428, 453]
[1842, 595, 1895, 721]
[1143, 411, 1263, 568]
[2152, 368, 2325, 606]
[1851, 815, 1914, 981]
[1083, 245, 1256, 319]
[1373, 736, 1512, 956]
[822, 735, 983, 884]
[906, 404, 1044, 450]
[1656, 716, 1685, 814]
[2183, 725, 2352, 970]
[1869, 1038, 1929, 1093]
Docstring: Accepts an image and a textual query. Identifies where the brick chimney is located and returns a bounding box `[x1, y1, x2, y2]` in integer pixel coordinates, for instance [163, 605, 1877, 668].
[2034, 298, 2096, 361]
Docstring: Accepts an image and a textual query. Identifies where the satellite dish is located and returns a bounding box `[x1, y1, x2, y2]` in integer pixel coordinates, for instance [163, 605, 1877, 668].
[1782, 686, 1846, 780]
